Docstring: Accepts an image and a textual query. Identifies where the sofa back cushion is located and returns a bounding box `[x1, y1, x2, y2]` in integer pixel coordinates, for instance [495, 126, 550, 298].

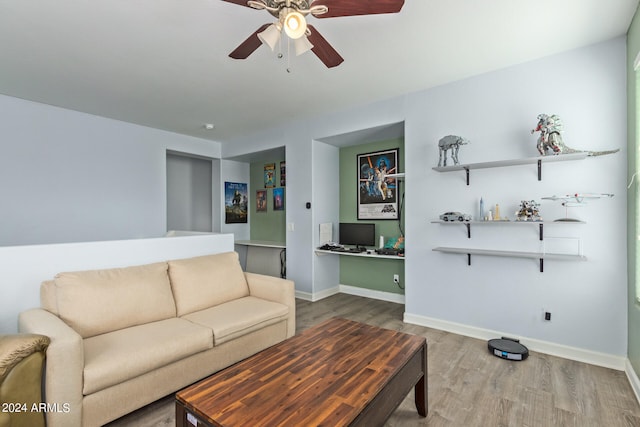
[168, 252, 249, 316]
[51, 262, 176, 338]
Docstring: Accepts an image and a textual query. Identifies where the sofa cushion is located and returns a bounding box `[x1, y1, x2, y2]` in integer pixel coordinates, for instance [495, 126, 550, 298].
[181, 296, 289, 345]
[53, 262, 176, 338]
[168, 252, 249, 316]
[83, 318, 213, 395]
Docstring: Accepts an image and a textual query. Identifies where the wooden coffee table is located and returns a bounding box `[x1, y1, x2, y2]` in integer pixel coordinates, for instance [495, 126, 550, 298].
[175, 317, 427, 427]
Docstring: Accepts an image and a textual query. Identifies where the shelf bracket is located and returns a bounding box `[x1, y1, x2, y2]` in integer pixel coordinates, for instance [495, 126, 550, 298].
[464, 167, 470, 186]
[539, 223, 543, 241]
[467, 253, 471, 266]
[465, 223, 471, 239]
[539, 258, 544, 272]
[537, 160, 542, 181]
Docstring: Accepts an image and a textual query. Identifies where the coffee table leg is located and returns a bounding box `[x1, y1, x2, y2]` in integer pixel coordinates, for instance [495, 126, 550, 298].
[414, 343, 428, 416]
[175, 402, 186, 427]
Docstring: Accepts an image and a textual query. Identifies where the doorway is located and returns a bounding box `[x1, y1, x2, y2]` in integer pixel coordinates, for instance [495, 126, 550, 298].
[166, 151, 213, 232]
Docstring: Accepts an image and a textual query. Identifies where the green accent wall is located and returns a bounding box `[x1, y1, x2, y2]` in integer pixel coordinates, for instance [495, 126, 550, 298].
[249, 158, 286, 242]
[628, 7, 640, 376]
[339, 138, 405, 295]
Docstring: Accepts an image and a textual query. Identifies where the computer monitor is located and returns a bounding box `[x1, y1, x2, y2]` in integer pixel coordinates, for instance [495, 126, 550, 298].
[339, 223, 375, 249]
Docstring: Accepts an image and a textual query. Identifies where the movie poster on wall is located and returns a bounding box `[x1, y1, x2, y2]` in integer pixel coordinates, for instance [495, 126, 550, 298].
[264, 163, 275, 188]
[224, 182, 248, 223]
[357, 148, 399, 220]
[273, 188, 285, 211]
[280, 161, 286, 186]
[256, 190, 267, 212]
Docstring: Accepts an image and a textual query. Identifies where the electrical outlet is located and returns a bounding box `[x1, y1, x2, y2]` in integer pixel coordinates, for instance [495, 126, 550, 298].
[542, 308, 552, 321]
[393, 274, 400, 284]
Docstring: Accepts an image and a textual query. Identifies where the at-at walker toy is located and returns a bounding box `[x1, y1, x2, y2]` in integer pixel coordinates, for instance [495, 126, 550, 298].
[437, 135, 469, 167]
[531, 114, 619, 157]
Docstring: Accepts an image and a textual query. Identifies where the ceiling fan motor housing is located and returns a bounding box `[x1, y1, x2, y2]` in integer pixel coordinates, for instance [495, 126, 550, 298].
[263, 0, 311, 18]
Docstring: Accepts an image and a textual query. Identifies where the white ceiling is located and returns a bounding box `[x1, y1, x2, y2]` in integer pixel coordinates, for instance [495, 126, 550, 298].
[0, 0, 637, 144]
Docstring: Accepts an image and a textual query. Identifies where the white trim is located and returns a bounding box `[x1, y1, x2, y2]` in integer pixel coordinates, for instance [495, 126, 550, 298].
[404, 312, 626, 370]
[339, 285, 406, 304]
[295, 286, 340, 302]
[625, 359, 640, 405]
[294, 290, 314, 301]
[634, 50, 640, 71]
[295, 285, 405, 304]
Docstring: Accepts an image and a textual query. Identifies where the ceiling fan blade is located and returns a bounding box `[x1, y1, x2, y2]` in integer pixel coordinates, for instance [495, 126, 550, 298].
[229, 24, 270, 59]
[307, 25, 344, 68]
[220, 0, 253, 8]
[312, 0, 404, 18]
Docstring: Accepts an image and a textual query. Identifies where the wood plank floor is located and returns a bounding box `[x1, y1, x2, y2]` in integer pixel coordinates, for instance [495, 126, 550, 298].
[107, 294, 640, 427]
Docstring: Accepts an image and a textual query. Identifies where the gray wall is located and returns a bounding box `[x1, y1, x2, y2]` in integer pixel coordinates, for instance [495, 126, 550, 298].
[166, 152, 213, 232]
[0, 95, 221, 246]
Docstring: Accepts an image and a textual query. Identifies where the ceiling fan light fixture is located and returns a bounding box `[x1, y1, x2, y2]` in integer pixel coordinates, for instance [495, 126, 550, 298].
[293, 35, 314, 56]
[257, 23, 282, 51]
[283, 10, 307, 39]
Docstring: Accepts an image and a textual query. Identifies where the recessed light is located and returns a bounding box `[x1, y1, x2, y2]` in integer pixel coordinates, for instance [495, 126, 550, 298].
[204, 124, 215, 130]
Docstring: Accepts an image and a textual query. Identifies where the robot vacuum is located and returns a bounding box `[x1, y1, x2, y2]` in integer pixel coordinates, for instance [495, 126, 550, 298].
[488, 337, 529, 361]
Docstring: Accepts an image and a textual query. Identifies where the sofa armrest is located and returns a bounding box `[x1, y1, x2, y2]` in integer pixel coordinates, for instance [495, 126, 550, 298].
[245, 273, 296, 338]
[18, 308, 83, 427]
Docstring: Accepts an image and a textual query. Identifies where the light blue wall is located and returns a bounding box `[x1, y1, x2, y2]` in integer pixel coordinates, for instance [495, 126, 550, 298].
[225, 38, 628, 358]
[0, 37, 629, 359]
[0, 95, 222, 246]
[404, 37, 627, 357]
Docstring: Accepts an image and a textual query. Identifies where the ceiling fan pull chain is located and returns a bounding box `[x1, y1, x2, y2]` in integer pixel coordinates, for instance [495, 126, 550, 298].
[286, 37, 292, 73]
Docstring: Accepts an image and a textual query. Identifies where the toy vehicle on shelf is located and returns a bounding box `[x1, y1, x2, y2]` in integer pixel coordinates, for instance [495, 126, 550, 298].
[439, 211, 472, 222]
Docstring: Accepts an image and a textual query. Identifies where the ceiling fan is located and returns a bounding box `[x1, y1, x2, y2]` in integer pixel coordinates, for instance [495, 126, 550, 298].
[222, 0, 405, 68]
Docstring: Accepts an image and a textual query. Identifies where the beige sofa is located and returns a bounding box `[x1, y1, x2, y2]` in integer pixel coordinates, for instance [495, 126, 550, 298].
[18, 251, 295, 427]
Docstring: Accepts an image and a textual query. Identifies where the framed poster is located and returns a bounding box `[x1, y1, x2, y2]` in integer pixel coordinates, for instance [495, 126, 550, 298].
[273, 187, 285, 211]
[357, 148, 399, 220]
[224, 182, 248, 223]
[256, 190, 267, 212]
[264, 163, 276, 188]
[280, 161, 286, 186]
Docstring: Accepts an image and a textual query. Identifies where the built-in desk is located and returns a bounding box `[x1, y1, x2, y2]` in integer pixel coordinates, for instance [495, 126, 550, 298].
[235, 240, 286, 278]
[315, 249, 404, 260]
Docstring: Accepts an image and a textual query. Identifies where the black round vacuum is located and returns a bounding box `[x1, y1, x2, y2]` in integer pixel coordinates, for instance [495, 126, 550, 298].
[488, 337, 529, 361]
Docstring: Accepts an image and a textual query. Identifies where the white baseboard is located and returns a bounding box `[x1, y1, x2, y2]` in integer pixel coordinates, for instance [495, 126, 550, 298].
[295, 286, 340, 302]
[403, 312, 626, 371]
[339, 285, 405, 304]
[296, 285, 405, 304]
[626, 359, 640, 404]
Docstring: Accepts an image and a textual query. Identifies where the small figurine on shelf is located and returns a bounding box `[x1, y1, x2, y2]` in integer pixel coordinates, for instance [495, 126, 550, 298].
[515, 200, 542, 221]
[437, 135, 469, 167]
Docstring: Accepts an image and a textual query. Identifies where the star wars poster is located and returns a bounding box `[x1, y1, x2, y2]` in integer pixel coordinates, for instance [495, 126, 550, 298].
[273, 187, 285, 211]
[357, 148, 399, 220]
[225, 182, 248, 223]
[264, 163, 275, 188]
[256, 190, 267, 212]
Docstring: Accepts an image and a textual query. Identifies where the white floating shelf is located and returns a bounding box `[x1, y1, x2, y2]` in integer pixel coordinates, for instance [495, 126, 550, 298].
[432, 152, 589, 184]
[432, 246, 586, 272]
[430, 220, 585, 239]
